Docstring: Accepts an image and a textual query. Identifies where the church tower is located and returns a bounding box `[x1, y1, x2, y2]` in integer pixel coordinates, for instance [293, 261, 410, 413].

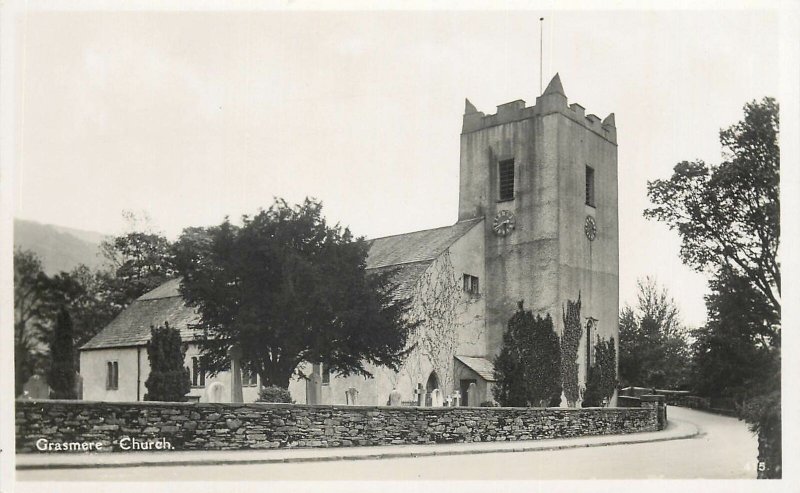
[459, 74, 619, 388]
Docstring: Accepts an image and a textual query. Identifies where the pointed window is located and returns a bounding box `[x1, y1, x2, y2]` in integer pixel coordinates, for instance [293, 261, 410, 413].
[499, 159, 515, 201]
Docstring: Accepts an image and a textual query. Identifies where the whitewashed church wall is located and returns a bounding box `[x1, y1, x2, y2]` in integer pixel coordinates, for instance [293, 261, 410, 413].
[447, 222, 487, 357]
[182, 344, 261, 403]
[80, 347, 140, 402]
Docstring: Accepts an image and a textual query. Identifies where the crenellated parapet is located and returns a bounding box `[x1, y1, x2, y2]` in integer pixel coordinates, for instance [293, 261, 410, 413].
[462, 73, 616, 144]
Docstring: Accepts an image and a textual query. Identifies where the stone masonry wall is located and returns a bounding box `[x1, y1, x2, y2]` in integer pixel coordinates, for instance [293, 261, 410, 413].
[16, 400, 659, 453]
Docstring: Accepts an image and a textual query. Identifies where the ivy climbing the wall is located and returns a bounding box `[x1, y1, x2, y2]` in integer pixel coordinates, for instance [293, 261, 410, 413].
[493, 301, 562, 407]
[405, 251, 463, 394]
[561, 295, 582, 407]
[582, 337, 618, 407]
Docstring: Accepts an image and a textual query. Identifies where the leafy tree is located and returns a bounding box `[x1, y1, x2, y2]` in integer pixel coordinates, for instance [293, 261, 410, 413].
[14, 248, 50, 395]
[101, 212, 175, 309]
[583, 337, 617, 407]
[618, 277, 691, 389]
[690, 271, 777, 402]
[47, 307, 77, 399]
[38, 266, 119, 362]
[144, 322, 191, 401]
[645, 98, 780, 478]
[173, 198, 417, 388]
[493, 302, 561, 407]
[645, 97, 779, 316]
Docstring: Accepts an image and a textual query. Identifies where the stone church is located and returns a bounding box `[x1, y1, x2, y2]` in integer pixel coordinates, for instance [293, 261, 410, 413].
[80, 74, 619, 407]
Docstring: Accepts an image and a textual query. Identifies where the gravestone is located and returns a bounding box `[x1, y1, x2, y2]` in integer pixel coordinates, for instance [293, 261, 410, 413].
[467, 382, 478, 407]
[452, 390, 461, 407]
[415, 383, 425, 406]
[430, 389, 443, 407]
[388, 388, 402, 406]
[206, 381, 226, 402]
[345, 387, 359, 405]
[21, 375, 50, 400]
[445, 395, 453, 407]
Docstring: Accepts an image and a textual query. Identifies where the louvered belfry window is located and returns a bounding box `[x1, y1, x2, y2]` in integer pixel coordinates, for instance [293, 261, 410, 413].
[499, 159, 515, 201]
[585, 165, 596, 207]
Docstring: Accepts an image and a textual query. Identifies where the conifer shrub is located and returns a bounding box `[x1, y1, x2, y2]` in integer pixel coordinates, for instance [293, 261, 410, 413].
[144, 322, 191, 402]
[582, 337, 618, 407]
[493, 301, 562, 407]
[48, 307, 77, 399]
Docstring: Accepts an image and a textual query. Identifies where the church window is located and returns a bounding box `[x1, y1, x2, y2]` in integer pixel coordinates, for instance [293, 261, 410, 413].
[499, 159, 515, 201]
[321, 363, 331, 385]
[585, 165, 596, 207]
[191, 357, 205, 387]
[242, 369, 258, 387]
[463, 274, 479, 295]
[106, 361, 118, 390]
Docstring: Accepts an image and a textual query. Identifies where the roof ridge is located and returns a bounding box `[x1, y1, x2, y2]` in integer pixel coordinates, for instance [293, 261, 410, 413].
[368, 217, 482, 242]
[366, 258, 435, 270]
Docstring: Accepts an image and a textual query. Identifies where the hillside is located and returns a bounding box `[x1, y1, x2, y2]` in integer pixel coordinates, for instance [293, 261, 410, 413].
[13, 219, 109, 275]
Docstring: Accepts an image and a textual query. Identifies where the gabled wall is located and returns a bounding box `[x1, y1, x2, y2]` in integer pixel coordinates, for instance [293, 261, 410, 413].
[300, 221, 486, 406]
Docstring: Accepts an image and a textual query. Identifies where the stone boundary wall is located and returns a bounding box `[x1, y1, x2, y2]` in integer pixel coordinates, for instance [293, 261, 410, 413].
[16, 400, 659, 453]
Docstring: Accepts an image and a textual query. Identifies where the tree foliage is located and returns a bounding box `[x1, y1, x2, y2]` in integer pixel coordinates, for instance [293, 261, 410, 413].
[645, 97, 780, 315]
[173, 198, 417, 388]
[48, 307, 77, 399]
[618, 277, 691, 389]
[144, 322, 191, 402]
[101, 221, 175, 309]
[493, 302, 561, 407]
[690, 271, 778, 401]
[14, 249, 50, 395]
[583, 337, 617, 407]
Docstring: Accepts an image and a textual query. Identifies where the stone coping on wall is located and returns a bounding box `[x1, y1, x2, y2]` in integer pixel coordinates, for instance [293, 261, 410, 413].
[16, 398, 636, 411]
[16, 399, 660, 453]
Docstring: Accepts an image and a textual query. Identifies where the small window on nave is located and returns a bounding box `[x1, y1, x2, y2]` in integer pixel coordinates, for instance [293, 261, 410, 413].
[463, 274, 479, 295]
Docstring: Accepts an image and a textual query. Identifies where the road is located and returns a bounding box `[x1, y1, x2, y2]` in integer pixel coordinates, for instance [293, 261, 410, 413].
[17, 406, 759, 481]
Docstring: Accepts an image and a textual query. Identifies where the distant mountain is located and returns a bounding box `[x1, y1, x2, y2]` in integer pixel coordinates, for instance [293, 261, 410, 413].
[14, 219, 110, 275]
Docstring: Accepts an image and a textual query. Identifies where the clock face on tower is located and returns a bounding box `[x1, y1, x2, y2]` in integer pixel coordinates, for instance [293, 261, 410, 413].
[493, 210, 516, 236]
[584, 215, 597, 241]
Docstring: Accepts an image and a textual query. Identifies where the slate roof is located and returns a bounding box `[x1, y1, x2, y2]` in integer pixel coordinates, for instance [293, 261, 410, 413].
[80, 282, 199, 350]
[81, 218, 484, 350]
[455, 355, 496, 382]
[367, 260, 433, 300]
[365, 218, 482, 269]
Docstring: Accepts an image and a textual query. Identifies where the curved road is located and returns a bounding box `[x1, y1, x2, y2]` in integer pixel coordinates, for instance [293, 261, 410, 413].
[18, 406, 759, 481]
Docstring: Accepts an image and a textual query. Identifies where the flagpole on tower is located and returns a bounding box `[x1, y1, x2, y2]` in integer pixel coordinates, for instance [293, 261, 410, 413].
[539, 17, 544, 95]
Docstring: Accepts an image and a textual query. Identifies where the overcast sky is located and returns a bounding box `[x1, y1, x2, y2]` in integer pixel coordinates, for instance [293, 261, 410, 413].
[11, 8, 782, 328]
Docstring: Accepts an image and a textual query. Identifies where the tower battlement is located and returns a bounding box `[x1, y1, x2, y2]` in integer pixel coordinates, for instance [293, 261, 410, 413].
[462, 74, 617, 144]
